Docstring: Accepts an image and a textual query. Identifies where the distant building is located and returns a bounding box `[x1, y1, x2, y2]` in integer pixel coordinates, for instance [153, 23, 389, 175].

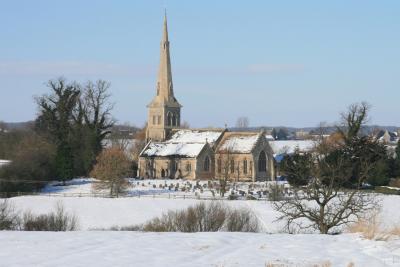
[0, 160, 11, 168]
[138, 14, 274, 181]
[374, 130, 398, 144]
[295, 130, 309, 140]
[269, 140, 316, 163]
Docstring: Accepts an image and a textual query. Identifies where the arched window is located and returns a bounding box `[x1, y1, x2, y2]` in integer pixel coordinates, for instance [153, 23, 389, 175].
[167, 112, 172, 126]
[161, 169, 165, 178]
[186, 162, 191, 172]
[204, 156, 210, 172]
[243, 159, 247, 174]
[172, 114, 177, 126]
[258, 151, 267, 172]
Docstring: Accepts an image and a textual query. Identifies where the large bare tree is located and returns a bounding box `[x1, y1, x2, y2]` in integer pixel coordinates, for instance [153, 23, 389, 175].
[217, 145, 235, 197]
[79, 80, 115, 154]
[274, 103, 382, 234]
[235, 117, 249, 129]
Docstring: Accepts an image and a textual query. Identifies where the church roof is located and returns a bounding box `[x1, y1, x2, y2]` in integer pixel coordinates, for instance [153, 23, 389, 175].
[269, 140, 316, 156]
[141, 142, 206, 158]
[140, 129, 223, 158]
[167, 130, 223, 145]
[218, 133, 260, 153]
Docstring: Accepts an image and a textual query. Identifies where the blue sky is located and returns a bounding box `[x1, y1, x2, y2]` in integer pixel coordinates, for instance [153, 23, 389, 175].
[0, 0, 399, 128]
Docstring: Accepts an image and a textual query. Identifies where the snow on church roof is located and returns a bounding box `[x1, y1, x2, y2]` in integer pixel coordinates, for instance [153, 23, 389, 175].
[141, 142, 206, 158]
[141, 130, 222, 158]
[167, 130, 223, 144]
[269, 140, 316, 156]
[219, 134, 260, 153]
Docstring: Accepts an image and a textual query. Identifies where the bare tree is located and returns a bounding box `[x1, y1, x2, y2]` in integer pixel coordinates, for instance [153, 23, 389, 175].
[181, 121, 190, 129]
[90, 147, 132, 197]
[217, 145, 235, 197]
[131, 125, 147, 163]
[274, 145, 379, 234]
[274, 103, 381, 234]
[235, 117, 249, 129]
[337, 102, 370, 142]
[79, 80, 115, 154]
[0, 121, 6, 132]
[0, 200, 20, 230]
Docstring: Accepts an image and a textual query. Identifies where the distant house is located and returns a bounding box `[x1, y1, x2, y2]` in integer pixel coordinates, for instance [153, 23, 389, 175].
[265, 134, 275, 141]
[374, 130, 398, 144]
[0, 160, 11, 168]
[295, 130, 309, 140]
[269, 140, 316, 163]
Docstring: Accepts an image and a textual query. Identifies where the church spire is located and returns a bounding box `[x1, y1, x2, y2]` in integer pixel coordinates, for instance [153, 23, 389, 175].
[155, 10, 177, 103]
[146, 11, 182, 142]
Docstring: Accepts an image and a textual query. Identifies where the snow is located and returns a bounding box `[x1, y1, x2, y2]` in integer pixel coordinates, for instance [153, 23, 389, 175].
[0, 159, 11, 167]
[140, 130, 224, 158]
[219, 134, 259, 153]
[3, 180, 400, 266]
[265, 134, 275, 140]
[269, 140, 316, 155]
[1, 232, 399, 267]
[141, 142, 206, 157]
[7, 193, 400, 232]
[103, 138, 137, 150]
[167, 130, 223, 145]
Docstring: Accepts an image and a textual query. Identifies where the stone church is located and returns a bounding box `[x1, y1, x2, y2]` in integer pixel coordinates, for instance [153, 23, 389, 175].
[138, 14, 275, 181]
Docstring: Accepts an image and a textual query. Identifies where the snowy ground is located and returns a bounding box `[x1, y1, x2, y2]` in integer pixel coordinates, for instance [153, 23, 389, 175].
[40, 178, 290, 200]
[2, 179, 400, 266]
[1, 232, 400, 267]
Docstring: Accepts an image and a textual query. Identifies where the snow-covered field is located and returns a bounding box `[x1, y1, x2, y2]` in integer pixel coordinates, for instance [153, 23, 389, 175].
[1, 232, 400, 267]
[40, 178, 290, 200]
[2, 179, 400, 266]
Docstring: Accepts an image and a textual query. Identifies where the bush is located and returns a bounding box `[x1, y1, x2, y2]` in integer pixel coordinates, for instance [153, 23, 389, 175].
[228, 194, 239, 200]
[0, 200, 20, 230]
[246, 195, 258, 200]
[22, 203, 78, 231]
[90, 147, 132, 197]
[375, 186, 400, 195]
[226, 208, 260, 232]
[141, 202, 260, 233]
[268, 183, 285, 201]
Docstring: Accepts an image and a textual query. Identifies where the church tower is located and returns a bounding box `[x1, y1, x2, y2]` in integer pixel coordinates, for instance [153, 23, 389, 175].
[146, 12, 182, 142]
